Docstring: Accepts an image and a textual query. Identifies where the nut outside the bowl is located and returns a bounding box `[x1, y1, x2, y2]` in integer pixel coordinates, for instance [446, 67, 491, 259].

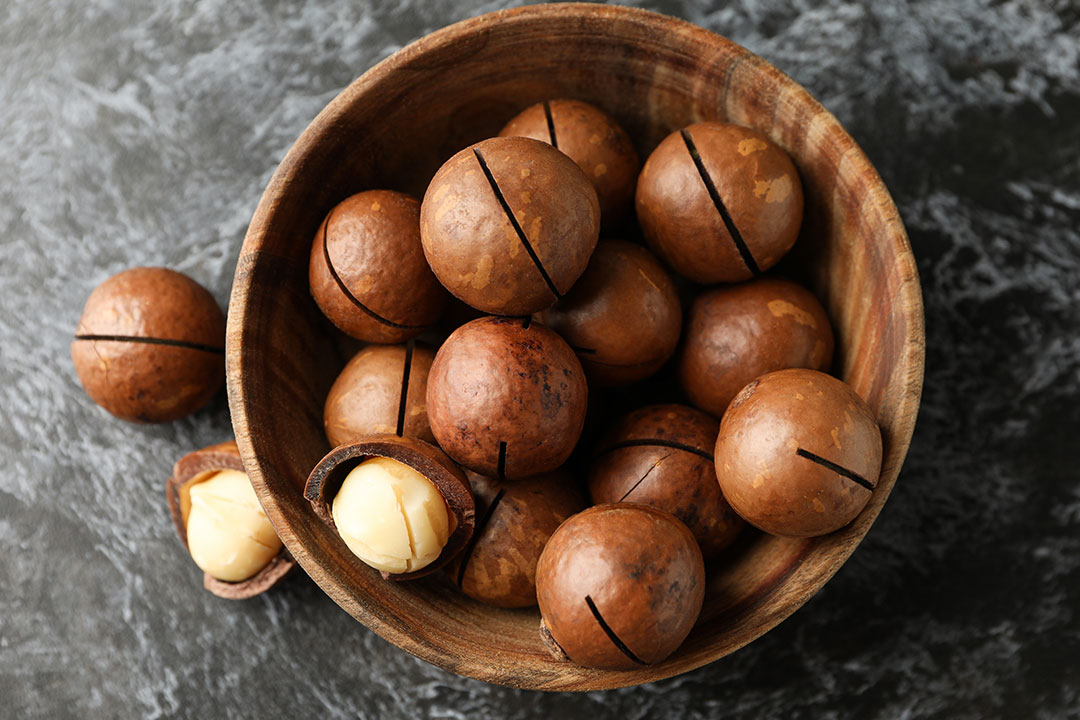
[303, 434, 476, 581]
[166, 440, 295, 600]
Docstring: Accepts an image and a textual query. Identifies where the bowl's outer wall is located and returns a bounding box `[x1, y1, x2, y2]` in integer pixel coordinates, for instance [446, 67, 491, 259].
[227, 3, 924, 691]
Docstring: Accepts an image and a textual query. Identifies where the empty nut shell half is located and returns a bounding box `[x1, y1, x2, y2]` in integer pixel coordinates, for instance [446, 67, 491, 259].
[304, 434, 475, 581]
[166, 440, 295, 599]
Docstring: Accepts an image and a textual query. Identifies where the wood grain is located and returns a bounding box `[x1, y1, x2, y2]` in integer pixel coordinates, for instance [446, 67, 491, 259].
[226, 3, 924, 690]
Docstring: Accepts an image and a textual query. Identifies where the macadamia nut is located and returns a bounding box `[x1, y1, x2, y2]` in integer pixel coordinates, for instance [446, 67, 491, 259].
[332, 456, 452, 574]
[186, 469, 283, 583]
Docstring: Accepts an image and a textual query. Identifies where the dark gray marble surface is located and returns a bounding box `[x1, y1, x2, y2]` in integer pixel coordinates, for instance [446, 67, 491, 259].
[2, 1, 1078, 717]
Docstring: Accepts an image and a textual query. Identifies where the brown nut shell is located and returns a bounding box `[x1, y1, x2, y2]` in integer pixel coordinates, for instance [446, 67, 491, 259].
[536, 503, 705, 670]
[309, 190, 447, 342]
[166, 440, 295, 599]
[539, 240, 681, 386]
[323, 342, 436, 447]
[589, 404, 743, 559]
[426, 316, 588, 479]
[304, 434, 475, 581]
[679, 277, 834, 417]
[72, 267, 225, 423]
[449, 471, 587, 608]
[636, 122, 803, 283]
[420, 136, 600, 315]
[499, 99, 639, 228]
[715, 369, 883, 537]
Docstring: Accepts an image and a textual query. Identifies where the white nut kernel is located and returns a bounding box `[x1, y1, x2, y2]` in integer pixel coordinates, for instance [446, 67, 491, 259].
[186, 469, 282, 582]
[332, 456, 450, 574]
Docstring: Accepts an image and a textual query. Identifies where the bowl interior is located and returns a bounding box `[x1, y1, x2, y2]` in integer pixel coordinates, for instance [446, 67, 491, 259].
[227, 4, 924, 691]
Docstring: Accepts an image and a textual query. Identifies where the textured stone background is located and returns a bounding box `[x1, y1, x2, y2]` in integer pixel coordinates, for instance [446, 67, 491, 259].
[2, 0, 1078, 717]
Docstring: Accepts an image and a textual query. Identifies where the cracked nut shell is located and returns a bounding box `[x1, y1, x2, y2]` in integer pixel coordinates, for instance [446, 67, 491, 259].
[539, 240, 681, 386]
[715, 369, 883, 537]
[166, 440, 295, 599]
[589, 404, 743, 559]
[323, 342, 437, 448]
[679, 277, 834, 417]
[636, 121, 803, 284]
[72, 267, 225, 423]
[426, 316, 588, 479]
[449, 470, 587, 608]
[499, 99, 639, 228]
[309, 190, 447, 342]
[420, 136, 600, 315]
[536, 503, 705, 670]
[304, 434, 475, 581]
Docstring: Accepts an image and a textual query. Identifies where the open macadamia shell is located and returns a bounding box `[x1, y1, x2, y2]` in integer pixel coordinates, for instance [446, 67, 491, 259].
[426, 316, 589, 479]
[538, 240, 682, 386]
[589, 404, 744, 559]
[309, 190, 447, 343]
[679, 277, 834, 417]
[304, 434, 475, 581]
[72, 267, 225, 424]
[166, 440, 295, 599]
[449, 470, 587, 608]
[498, 99, 639, 228]
[323, 342, 437, 448]
[636, 121, 803, 284]
[536, 503, 705, 670]
[420, 136, 600, 315]
[714, 369, 883, 537]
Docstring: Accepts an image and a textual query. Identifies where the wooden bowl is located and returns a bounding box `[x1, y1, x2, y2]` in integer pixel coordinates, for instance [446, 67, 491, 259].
[227, 3, 924, 691]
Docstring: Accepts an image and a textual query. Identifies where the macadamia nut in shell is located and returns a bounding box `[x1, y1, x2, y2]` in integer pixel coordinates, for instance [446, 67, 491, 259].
[309, 190, 447, 342]
[72, 267, 225, 423]
[499, 99, 639, 228]
[679, 277, 833, 417]
[539, 240, 681, 386]
[426, 316, 588, 479]
[536, 504, 705, 670]
[715, 369, 882, 537]
[420, 136, 600, 315]
[636, 122, 803, 284]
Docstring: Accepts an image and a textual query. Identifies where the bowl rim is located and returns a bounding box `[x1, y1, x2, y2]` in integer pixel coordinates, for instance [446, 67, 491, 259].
[227, 1, 925, 690]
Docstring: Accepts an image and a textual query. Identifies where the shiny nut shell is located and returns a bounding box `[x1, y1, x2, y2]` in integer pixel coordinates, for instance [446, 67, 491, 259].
[715, 369, 883, 537]
[499, 99, 639, 228]
[636, 122, 803, 284]
[450, 470, 587, 608]
[420, 136, 600, 315]
[72, 267, 225, 423]
[536, 503, 705, 670]
[309, 190, 446, 342]
[323, 342, 436, 447]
